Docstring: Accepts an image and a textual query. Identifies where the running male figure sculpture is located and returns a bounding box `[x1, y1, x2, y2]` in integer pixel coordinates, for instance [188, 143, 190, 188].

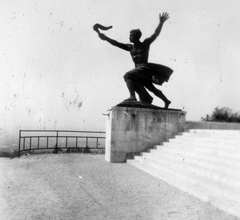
[94, 12, 173, 108]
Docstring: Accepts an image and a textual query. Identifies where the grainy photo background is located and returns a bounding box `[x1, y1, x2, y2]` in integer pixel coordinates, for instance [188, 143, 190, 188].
[1, 0, 240, 148]
[1, 1, 240, 219]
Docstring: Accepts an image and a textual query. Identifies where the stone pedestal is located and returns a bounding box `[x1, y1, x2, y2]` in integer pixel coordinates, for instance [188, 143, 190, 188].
[105, 106, 186, 163]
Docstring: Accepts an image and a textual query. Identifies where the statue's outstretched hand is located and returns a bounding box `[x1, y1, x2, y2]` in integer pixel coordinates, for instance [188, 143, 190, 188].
[98, 33, 106, 41]
[159, 12, 169, 23]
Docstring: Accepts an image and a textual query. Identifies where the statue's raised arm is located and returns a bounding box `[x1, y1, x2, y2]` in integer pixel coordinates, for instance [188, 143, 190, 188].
[93, 23, 130, 51]
[146, 12, 170, 44]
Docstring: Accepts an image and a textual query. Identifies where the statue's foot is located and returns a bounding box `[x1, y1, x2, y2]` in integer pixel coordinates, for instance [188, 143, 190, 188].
[165, 100, 171, 109]
[124, 97, 137, 102]
[148, 97, 153, 104]
[139, 97, 153, 105]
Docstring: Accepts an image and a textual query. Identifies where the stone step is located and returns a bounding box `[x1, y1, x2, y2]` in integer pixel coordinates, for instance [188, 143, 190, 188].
[189, 129, 240, 135]
[183, 132, 240, 139]
[150, 147, 240, 176]
[140, 152, 240, 187]
[153, 145, 240, 168]
[174, 135, 240, 145]
[127, 159, 240, 218]
[169, 138, 240, 151]
[164, 139, 240, 150]
[131, 156, 240, 203]
[157, 142, 240, 160]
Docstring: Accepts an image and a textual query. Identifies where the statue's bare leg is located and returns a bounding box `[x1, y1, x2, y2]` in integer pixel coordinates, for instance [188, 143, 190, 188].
[124, 71, 140, 101]
[145, 83, 171, 108]
[154, 90, 171, 108]
[124, 78, 137, 101]
[135, 83, 153, 104]
[123, 70, 152, 104]
[165, 99, 171, 109]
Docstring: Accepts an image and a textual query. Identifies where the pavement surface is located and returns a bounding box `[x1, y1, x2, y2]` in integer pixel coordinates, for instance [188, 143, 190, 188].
[0, 153, 239, 220]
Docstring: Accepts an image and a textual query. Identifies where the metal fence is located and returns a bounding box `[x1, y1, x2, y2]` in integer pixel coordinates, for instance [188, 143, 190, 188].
[18, 130, 106, 157]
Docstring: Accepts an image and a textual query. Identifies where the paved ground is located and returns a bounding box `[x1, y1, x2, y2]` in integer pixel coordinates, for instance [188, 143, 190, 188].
[0, 153, 239, 220]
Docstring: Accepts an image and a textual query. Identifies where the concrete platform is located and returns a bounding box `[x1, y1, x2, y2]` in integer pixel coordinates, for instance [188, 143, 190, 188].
[0, 154, 238, 220]
[105, 106, 186, 163]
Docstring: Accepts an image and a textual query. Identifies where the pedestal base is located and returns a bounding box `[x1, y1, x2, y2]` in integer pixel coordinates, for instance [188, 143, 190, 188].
[105, 105, 186, 163]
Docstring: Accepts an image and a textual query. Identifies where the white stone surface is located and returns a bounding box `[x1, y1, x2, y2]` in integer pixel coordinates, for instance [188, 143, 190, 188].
[128, 129, 240, 218]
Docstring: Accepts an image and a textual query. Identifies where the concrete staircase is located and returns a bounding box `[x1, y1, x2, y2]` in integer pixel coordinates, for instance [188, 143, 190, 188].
[127, 129, 240, 218]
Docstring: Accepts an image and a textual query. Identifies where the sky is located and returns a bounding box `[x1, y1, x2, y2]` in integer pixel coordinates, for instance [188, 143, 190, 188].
[1, 0, 240, 146]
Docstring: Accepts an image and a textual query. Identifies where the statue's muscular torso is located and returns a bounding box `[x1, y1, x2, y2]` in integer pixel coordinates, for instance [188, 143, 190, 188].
[128, 41, 150, 65]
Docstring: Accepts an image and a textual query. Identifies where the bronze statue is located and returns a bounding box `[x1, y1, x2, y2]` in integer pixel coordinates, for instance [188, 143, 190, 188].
[93, 12, 173, 108]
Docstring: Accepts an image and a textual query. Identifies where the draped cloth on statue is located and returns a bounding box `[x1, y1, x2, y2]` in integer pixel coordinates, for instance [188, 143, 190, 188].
[126, 63, 173, 86]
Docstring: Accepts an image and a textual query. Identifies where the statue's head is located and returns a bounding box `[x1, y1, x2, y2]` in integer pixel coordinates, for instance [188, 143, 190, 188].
[130, 29, 142, 42]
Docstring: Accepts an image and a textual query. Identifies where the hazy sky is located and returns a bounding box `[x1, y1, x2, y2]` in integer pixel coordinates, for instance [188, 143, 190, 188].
[1, 0, 240, 144]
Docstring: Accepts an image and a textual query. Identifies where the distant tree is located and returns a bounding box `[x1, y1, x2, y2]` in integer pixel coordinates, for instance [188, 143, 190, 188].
[201, 107, 240, 123]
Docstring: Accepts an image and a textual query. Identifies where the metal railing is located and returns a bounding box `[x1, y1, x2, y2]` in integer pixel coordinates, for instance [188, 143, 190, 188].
[18, 130, 106, 157]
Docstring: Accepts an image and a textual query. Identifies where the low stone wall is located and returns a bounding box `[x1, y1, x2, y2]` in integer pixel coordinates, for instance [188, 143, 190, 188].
[185, 121, 240, 130]
[0, 147, 18, 158]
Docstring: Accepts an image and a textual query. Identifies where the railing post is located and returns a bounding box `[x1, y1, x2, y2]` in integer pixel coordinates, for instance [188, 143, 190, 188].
[23, 138, 25, 151]
[30, 137, 32, 150]
[47, 137, 49, 148]
[37, 137, 40, 149]
[75, 137, 78, 148]
[56, 131, 59, 154]
[18, 130, 21, 158]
